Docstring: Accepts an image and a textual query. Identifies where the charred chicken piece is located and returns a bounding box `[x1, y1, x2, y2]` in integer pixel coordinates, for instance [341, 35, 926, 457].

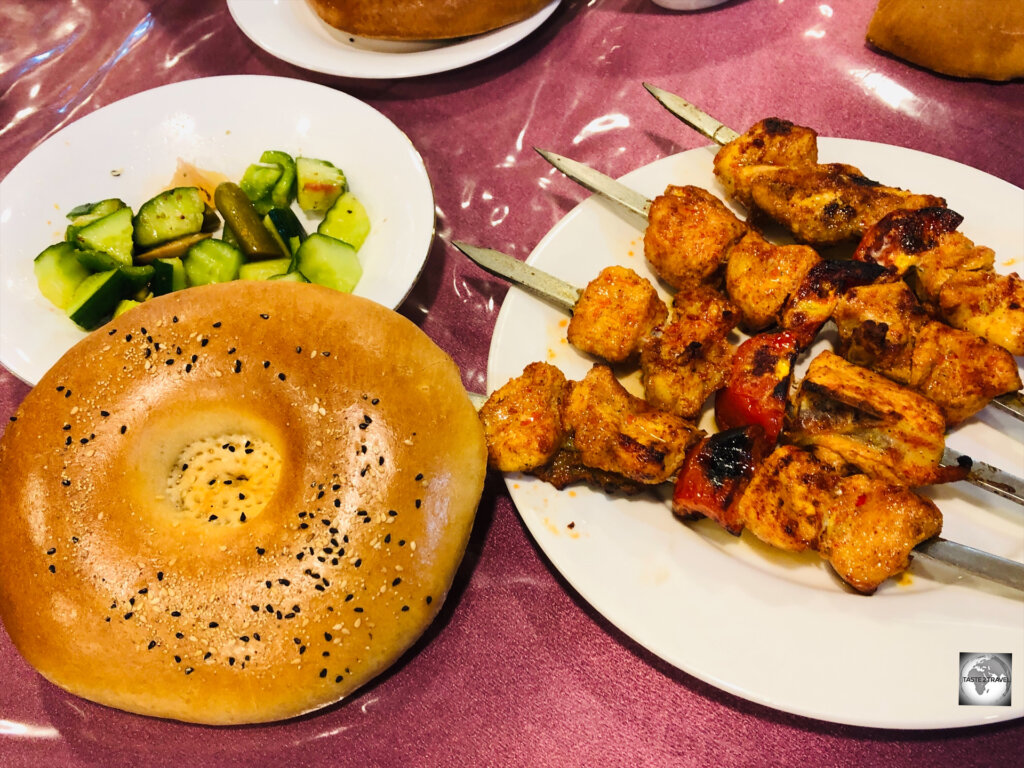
[854, 207, 1024, 355]
[834, 281, 1022, 426]
[743, 163, 944, 246]
[724, 230, 821, 332]
[779, 259, 887, 347]
[567, 266, 668, 363]
[712, 118, 819, 207]
[833, 280, 928, 383]
[907, 322, 1023, 426]
[715, 331, 799, 443]
[640, 283, 739, 419]
[478, 361, 569, 473]
[643, 185, 748, 289]
[734, 444, 834, 553]
[787, 351, 968, 487]
[672, 425, 770, 535]
[717, 443, 942, 594]
[531, 447, 647, 495]
[715, 119, 944, 246]
[936, 270, 1024, 356]
[818, 473, 943, 595]
[562, 365, 702, 484]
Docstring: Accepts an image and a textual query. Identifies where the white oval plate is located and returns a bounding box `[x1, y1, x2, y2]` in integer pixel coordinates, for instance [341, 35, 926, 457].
[488, 140, 1024, 729]
[227, 0, 561, 79]
[0, 75, 435, 385]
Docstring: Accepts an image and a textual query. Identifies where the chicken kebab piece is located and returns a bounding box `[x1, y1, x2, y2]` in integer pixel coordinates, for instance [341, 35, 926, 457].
[643, 84, 944, 246]
[478, 361, 701, 491]
[673, 426, 942, 594]
[854, 207, 1024, 356]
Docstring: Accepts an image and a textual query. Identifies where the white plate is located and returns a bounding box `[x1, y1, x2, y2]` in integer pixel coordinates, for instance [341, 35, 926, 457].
[227, 0, 561, 79]
[488, 140, 1024, 729]
[0, 75, 434, 385]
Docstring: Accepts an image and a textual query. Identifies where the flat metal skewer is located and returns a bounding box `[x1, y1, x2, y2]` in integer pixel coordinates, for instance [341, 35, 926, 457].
[642, 82, 739, 146]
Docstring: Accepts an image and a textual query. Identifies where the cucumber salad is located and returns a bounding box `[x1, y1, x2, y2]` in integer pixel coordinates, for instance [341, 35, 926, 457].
[34, 151, 371, 330]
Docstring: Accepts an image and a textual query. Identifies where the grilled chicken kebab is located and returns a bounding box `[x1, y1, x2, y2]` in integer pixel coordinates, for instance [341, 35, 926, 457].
[479, 360, 943, 594]
[711, 117, 944, 246]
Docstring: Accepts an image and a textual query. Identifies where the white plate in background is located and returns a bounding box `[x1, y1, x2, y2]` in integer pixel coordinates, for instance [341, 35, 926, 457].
[227, 0, 560, 79]
[0, 75, 435, 384]
[487, 140, 1024, 729]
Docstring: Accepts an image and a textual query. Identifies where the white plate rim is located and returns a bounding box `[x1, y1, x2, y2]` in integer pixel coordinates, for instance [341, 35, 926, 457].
[0, 74, 435, 386]
[487, 139, 1024, 730]
[226, 0, 561, 79]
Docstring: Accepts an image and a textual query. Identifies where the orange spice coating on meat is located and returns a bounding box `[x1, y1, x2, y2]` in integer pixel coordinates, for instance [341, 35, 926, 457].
[643, 185, 747, 289]
[854, 207, 1024, 355]
[561, 365, 701, 484]
[818, 474, 942, 594]
[724, 230, 821, 332]
[715, 118, 944, 245]
[735, 444, 942, 593]
[567, 266, 668, 363]
[478, 362, 568, 472]
[834, 281, 1021, 425]
[640, 284, 738, 419]
[713, 118, 819, 207]
[787, 351, 967, 487]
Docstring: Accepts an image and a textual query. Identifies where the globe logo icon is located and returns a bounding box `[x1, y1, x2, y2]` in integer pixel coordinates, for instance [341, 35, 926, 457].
[959, 654, 1011, 706]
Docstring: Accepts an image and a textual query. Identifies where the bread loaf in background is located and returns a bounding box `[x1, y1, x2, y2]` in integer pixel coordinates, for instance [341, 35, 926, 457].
[866, 0, 1024, 81]
[308, 0, 552, 40]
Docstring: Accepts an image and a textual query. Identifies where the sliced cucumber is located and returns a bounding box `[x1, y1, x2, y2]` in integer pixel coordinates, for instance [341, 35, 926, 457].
[184, 239, 243, 286]
[318, 192, 371, 251]
[133, 187, 206, 248]
[74, 207, 134, 266]
[113, 299, 141, 318]
[260, 150, 296, 209]
[67, 269, 131, 330]
[268, 271, 309, 283]
[240, 163, 283, 215]
[151, 257, 188, 295]
[238, 258, 292, 281]
[34, 242, 91, 310]
[73, 250, 153, 291]
[295, 233, 362, 293]
[65, 198, 127, 241]
[296, 157, 346, 213]
[263, 207, 307, 257]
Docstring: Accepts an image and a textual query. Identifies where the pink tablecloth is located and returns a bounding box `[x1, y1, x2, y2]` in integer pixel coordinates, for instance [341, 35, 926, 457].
[1, 1, 1022, 765]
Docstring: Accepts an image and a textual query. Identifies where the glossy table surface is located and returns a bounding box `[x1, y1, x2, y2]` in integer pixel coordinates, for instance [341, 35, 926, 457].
[1, 1, 1022, 765]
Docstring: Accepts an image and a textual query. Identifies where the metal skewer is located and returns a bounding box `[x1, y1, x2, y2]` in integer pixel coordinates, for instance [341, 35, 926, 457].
[534, 146, 1024, 426]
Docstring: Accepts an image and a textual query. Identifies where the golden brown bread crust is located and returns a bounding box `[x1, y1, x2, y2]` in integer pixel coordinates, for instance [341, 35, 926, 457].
[307, 0, 552, 40]
[0, 282, 486, 724]
[867, 0, 1024, 81]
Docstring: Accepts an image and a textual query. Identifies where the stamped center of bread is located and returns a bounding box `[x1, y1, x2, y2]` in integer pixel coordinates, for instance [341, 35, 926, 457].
[164, 433, 281, 524]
